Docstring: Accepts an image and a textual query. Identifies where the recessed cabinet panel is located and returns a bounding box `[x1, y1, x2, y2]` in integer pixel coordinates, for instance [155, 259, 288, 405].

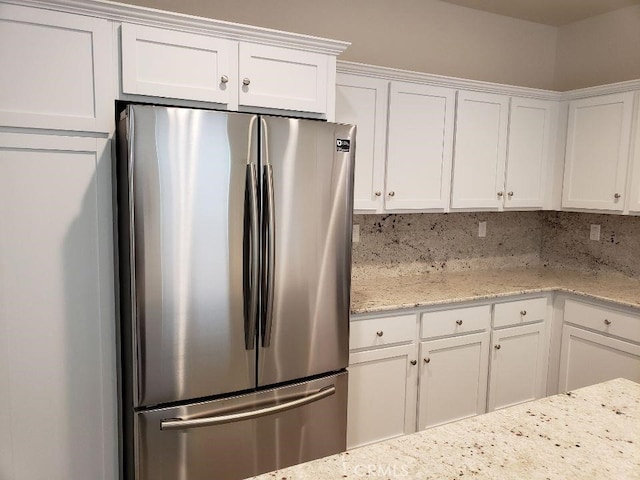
[505, 98, 554, 209]
[385, 82, 455, 211]
[487, 323, 547, 411]
[239, 43, 328, 113]
[418, 332, 489, 430]
[121, 23, 236, 105]
[335, 74, 388, 211]
[0, 133, 116, 480]
[558, 326, 640, 392]
[347, 345, 417, 449]
[0, 4, 112, 132]
[629, 93, 640, 213]
[451, 91, 509, 209]
[562, 92, 634, 211]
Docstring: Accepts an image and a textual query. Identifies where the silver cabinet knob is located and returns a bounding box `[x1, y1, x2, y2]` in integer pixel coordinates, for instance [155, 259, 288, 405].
[604, 319, 612, 326]
[374, 191, 382, 197]
[376, 331, 384, 337]
[497, 191, 504, 197]
[424, 357, 431, 364]
[520, 310, 527, 316]
[456, 320, 463, 326]
[508, 191, 514, 197]
[388, 191, 395, 197]
[614, 193, 621, 199]
[410, 360, 417, 366]
[494, 344, 501, 350]
[243, 78, 251, 86]
[220, 75, 229, 84]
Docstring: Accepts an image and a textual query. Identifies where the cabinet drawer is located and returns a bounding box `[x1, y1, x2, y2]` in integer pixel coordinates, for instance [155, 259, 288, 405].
[493, 297, 546, 328]
[350, 314, 415, 351]
[421, 305, 491, 339]
[564, 299, 640, 343]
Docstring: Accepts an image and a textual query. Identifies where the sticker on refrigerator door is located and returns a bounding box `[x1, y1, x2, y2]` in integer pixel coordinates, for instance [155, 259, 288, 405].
[336, 139, 350, 152]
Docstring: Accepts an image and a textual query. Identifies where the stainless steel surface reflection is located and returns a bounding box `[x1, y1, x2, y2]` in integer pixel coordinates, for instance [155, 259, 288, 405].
[257, 117, 355, 386]
[127, 106, 257, 406]
[136, 372, 347, 480]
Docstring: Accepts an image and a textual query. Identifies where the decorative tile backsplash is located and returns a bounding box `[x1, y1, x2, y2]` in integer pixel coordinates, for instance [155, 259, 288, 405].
[541, 212, 640, 277]
[351, 211, 640, 280]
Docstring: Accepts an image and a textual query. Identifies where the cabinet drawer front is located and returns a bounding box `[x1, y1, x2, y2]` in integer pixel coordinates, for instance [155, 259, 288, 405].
[350, 315, 415, 351]
[421, 305, 490, 339]
[493, 297, 546, 328]
[564, 299, 640, 343]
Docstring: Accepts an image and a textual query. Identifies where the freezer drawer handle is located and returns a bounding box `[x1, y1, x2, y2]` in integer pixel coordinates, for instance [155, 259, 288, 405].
[160, 385, 336, 431]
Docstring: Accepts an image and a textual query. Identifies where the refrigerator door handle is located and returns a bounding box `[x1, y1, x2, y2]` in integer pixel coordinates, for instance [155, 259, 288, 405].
[261, 163, 276, 347]
[244, 162, 259, 350]
[160, 385, 336, 431]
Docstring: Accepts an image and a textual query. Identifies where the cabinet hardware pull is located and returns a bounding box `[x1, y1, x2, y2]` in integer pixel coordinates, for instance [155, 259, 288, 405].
[604, 319, 612, 326]
[220, 75, 229, 84]
[508, 191, 514, 197]
[388, 191, 395, 197]
[614, 193, 621, 199]
[410, 360, 417, 366]
[243, 78, 251, 86]
[497, 191, 503, 197]
[424, 357, 431, 364]
[375, 191, 381, 197]
[520, 310, 527, 316]
[376, 331, 384, 337]
[494, 344, 501, 350]
[456, 320, 463, 326]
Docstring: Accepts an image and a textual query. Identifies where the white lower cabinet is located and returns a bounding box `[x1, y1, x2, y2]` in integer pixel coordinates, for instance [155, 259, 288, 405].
[487, 322, 548, 411]
[418, 332, 489, 429]
[347, 344, 418, 449]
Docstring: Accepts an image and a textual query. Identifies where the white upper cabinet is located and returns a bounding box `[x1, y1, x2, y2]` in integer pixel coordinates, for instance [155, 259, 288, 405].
[562, 92, 635, 211]
[628, 93, 640, 213]
[335, 74, 388, 212]
[121, 23, 237, 106]
[386, 82, 455, 211]
[0, 4, 112, 132]
[504, 98, 556, 209]
[238, 43, 329, 114]
[451, 91, 509, 209]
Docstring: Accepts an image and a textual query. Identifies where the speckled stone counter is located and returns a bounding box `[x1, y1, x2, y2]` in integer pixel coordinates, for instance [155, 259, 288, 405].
[351, 267, 640, 314]
[248, 378, 640, 480]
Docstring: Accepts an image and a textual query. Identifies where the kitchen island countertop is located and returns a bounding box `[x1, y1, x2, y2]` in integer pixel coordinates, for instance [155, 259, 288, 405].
[248, 378, 640, 479]
[351, 267, 640, 314]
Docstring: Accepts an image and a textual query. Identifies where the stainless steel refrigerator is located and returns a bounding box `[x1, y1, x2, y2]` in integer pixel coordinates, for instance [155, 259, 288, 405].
[115, 104, 355, 480]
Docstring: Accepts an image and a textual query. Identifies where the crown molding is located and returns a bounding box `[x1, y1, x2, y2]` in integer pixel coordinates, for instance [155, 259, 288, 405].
[4, 0, 350, 55]
[337, 61, 561, 101]
[559, 80, 640, 101]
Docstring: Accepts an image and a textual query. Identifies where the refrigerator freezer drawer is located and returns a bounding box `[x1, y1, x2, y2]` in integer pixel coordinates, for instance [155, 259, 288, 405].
[134, 372, 347, 480]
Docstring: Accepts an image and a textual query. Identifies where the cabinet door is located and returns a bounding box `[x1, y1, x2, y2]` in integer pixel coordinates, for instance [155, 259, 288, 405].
[385, 82, 455, 211]
[335, 74, 388, 212]
[121, 23, 236, 105]
[558, 325, 640, 392]
[487, 323, 547, 411]
[504, 98, 555, 209]
[562, 92, 634, 211]
[347, 344, 418, 449]
[628, 93, 640, 213]
[0, 134, 116, 480]
[418, 332, 489, 430]
[0, 4, 112, 132]
[451, 91, 509, 209]
[238, 43, 328, 114]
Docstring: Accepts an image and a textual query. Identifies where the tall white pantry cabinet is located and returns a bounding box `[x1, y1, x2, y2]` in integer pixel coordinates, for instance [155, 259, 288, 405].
[0, 2, 347, 480]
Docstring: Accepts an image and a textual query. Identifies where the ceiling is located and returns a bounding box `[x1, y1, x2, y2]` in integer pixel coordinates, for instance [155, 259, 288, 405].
[439, 0, 640, 26]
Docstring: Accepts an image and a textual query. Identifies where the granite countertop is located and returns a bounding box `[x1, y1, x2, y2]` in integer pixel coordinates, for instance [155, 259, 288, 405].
[249, 378, 640, 480]
[351, 267, 640, 314]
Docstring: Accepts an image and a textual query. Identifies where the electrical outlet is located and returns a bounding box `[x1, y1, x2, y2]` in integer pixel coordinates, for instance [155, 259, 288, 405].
[478, 221, 487, 238]
[590, 224, 601, 241]
[352, 224, 360, 243]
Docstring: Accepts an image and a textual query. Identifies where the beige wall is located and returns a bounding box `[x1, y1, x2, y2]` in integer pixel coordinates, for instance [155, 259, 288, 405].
[120, 0, 558, 89]
[554, 5, 640, 90]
